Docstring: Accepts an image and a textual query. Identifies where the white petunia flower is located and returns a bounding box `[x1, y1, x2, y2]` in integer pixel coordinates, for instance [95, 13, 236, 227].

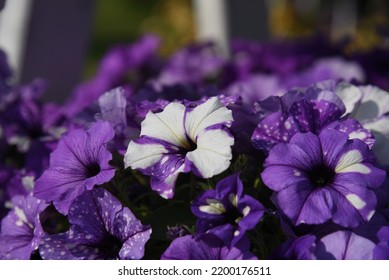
[124, 97, 234, 199]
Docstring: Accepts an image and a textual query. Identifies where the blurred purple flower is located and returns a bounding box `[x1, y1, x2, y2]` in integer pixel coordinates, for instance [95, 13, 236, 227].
[161, 234, 256, 260]
[39, 188, 151, 260]
[0, 79, 66, 175]
[34, 121, 115, 214]
[65, 35, 161, 117]
[352, 48, 389, 90]
[152, 42, 225, 89]
[0, 194, 48, 259]
[284, 57, 365, 89]
[262, 129, 386, 228]
[192, 173, 265, 245]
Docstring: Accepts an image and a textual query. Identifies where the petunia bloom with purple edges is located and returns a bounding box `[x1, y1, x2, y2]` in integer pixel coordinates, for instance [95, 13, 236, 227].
[191, 173, 265, 245]
[39, 188, 151, 260]
[161, 234, 256, 260]
[34, 121, 116, 214]
[262, 128, 386, 228]
[0, 194, 48, 259]
[124, 97, 234, 199]
[251, 85, 374, 152]
[319, 81, 389, 165]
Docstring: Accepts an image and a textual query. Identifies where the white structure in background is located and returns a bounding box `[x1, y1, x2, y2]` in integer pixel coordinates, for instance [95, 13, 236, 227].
[193, 0, 271, 57]
[331, 0, 357, 40]
[0, 0, 95, 103]
[193, 0, 229, 56]
[0, 0, 32, 81]
[0, 0, 360, 102]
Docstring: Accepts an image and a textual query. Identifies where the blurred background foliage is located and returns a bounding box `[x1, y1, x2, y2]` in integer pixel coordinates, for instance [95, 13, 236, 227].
[85, 0, 195, 77]
[85, 0, 389, 77]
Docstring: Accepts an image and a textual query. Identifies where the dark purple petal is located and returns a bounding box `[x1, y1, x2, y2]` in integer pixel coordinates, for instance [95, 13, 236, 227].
[161, 234, 256, 260]
[270, 235, 316, 260]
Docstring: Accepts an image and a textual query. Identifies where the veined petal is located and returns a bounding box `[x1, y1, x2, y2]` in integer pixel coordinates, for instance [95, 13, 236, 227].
[140, 102, 188, 148]
[184, 97, 233, 141]
[186, 129, 233, 178]
[124, 140, 168, 170]
[319, 231, 375, 260]
[335, 150, 365, 172]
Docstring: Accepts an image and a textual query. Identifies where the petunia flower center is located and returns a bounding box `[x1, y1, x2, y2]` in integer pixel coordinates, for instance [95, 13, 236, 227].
[308, 164, 335, 188]
[85, 162, 101, 178]
[187, 137, 197, 151]
[180, 136, 197, 153]
[100, 234, 123, 259]
[225, 206, 243, 226]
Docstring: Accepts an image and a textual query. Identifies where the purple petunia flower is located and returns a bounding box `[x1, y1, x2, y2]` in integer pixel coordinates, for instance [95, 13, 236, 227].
[161, 234, 256, 260]
[39, 188, 151, 260]
[124, 97, 234, 199]
[0, 194, 48, 259]
[262, 128, 386, 228]
[191, 173, 265, 245]
[272, 231, 378, 260]
[251, 86, 374, 152]
[34, 121, 116, 214]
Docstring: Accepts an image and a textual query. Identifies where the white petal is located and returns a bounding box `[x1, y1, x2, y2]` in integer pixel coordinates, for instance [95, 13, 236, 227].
[186, 129, 234, 178]
[357, 86, 389, 119]
[335, 82, 362, 116]
[199, 199, 226, 214]
[184, 97, 233, 141]
[337, 163, 371, 174]
[335, 150, 363, 173]
[363, 117, 389, 136]
[140, 102, 188, 148]
[242, 206, 251, 216]
[124, 141, 167, 169]
[346, 194, 366, 210]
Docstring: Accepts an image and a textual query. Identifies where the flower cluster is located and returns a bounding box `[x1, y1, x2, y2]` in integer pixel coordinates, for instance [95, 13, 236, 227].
[1, 35, 389, 259]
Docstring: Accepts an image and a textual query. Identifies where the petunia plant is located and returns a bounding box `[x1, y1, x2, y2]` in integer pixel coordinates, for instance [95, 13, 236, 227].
[0, 34, 389, 260]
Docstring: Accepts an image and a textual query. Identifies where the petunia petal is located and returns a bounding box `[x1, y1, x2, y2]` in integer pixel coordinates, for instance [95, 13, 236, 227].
[140, 102, 188, 148]
[184, 97, 233, 141]
[186, 129, 233, 178]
